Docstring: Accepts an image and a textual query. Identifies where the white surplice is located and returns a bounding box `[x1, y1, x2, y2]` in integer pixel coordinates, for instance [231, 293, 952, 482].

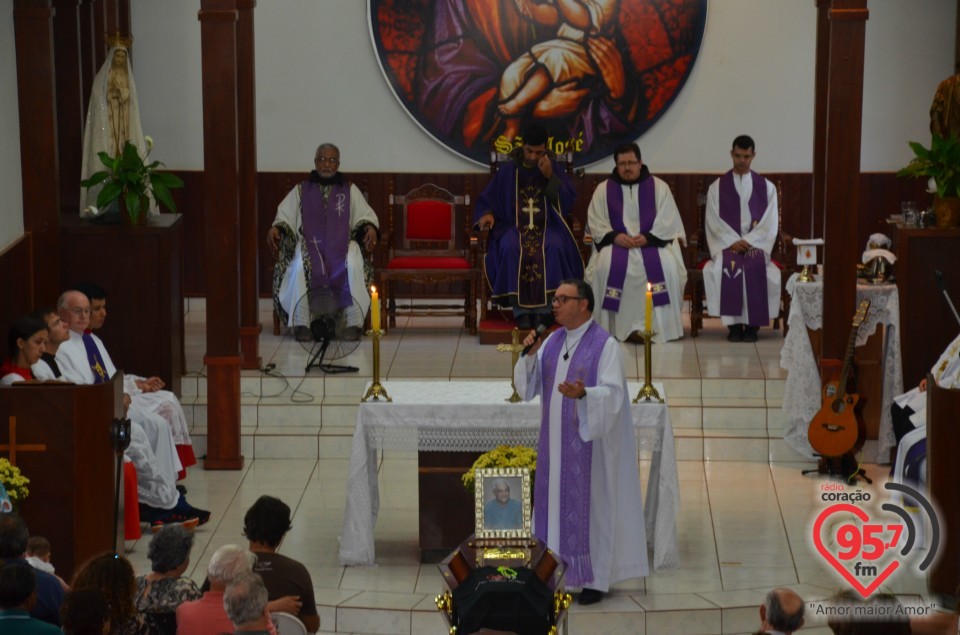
[56, 330, 180, 508]
[893, 331, 960, 426]
[273, 182, 378, 328]
[515, 320, 649, 591]
[586, 177, 687, 342]
[703, 172, 781, 325]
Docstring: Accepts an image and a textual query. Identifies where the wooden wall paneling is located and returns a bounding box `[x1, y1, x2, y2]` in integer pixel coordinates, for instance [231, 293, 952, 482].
[53, 0, 84, 216]
[0, 234, 35, 333]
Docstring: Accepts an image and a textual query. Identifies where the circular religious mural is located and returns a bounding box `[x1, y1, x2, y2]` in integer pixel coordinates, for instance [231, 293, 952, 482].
[369, 0, 707, 167]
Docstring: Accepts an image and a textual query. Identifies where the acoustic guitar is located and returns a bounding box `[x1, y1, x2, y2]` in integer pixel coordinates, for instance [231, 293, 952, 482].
[807, 299, 871, 458]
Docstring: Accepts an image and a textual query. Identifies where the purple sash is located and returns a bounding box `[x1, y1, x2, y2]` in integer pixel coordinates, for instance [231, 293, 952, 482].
[601, 178, 669, 312]
[718, 171, 770, 326]
[300, 182, 352, 308]
[82, 332, 109, 384]
[534, 321, 608, 587]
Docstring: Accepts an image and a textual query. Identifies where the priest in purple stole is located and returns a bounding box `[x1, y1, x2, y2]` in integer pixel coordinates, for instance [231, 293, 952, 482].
[586, 143, 687, 343]
[515, 279, 648, 606]
[475, 125, 583, 330]
[703, 135, 780, 342]
[268, 143, 379, 335]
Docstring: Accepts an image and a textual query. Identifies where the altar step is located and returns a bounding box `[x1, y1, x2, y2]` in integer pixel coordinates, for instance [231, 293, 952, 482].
[178, 373, 808, 463]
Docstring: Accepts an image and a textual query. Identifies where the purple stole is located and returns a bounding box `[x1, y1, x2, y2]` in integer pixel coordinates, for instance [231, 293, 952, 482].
[534, 321, 608, 587]
[300, 182, 353, 308]
[601, 178, 669, 313]
[82, 331, 109, 384]
[718, 171, 770, 326]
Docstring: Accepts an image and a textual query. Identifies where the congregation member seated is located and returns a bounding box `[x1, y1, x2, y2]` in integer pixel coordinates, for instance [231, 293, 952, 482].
[55, 290, 209, 529]
[585, 142, 687, 343]
[28, 308, 69, 380]
[177, 545, 278, 635]
[0, 513, 64, 627]
[240, 496, 318, 633]
[72, 552, 157, 635]
[703, 135, 780, 342]
[135, 525, 201, 635]
[474, 124, 583, 329]
[266, 142, 379, 340]
[61, 588, 110, 635]
[71, 282, 196, 476]
[223, 573, 273, 634]
[25, 536, 68, 591]
[756, 587, 805, 634]
[0, 561, 62, 634]
[1, 315, 48, 385]
[826, 590, 910, 634]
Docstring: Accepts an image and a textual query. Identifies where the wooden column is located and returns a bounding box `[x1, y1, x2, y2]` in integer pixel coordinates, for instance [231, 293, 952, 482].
[817, 0, 868, 360]
[199, 0, 243, 469]
[14, 0, 61, 305]
[811, 0, 830, 240]
[237, 0, 261, 370]
[52, 0, 83, 215]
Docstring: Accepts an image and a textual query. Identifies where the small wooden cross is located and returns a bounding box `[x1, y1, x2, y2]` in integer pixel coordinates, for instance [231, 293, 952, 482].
[0, 416, 48, 466]
[496, 328, 526, 403]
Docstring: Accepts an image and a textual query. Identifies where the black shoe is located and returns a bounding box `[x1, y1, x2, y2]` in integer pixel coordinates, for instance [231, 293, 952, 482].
[625, 331, 645, 344]
[742, 326, 759, 342]
[153, 495, 211, 527]
[578, 588, 604, 605]
[515, 314, 534, 330]
[726, 325, 744, 342]
[176, 484, 188, 496]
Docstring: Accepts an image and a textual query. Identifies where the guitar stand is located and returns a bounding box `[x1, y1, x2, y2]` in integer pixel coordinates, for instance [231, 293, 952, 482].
[801, 455, 872, 484]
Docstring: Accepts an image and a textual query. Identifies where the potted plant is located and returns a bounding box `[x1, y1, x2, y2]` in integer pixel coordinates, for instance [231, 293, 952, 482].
[80, 136, 184, 225]
[0, 457, 29, 512]
[897, 133, 960, 228]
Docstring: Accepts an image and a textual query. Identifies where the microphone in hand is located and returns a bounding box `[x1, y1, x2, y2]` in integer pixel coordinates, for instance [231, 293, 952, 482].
[521, 323, 548, 356]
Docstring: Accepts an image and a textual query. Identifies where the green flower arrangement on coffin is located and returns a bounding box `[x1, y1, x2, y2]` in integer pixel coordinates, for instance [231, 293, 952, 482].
[80, 137, 184, 225]
[462, 445, 537, 493]
[0, 458, 30, 512]
[897, 133, 960, 228]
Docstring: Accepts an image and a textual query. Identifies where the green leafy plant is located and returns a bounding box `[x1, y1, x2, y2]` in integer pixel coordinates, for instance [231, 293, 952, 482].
[462, 445, 537, 493]
[897, 133, 960, 199]
[80, 137, 184, 223]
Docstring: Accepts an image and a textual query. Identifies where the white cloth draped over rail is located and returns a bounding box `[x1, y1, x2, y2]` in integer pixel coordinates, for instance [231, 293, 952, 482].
[779, 277, 902, 462]
[338, 380, 680, 573]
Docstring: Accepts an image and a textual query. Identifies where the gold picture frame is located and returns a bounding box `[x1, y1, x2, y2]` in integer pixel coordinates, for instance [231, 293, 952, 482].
[475, 467, 532, 539]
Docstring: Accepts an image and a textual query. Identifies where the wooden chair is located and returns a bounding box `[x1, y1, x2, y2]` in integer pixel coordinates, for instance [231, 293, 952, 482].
[476, 149, 584, 341]
[686, 179, 793, 337]
[376, 182, 478, 334]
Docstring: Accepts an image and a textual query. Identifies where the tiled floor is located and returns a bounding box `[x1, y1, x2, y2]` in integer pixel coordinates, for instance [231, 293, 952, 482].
[123, 300, 948, 634]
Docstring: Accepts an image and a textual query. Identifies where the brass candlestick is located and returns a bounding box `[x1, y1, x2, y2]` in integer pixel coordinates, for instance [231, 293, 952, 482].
[632, 329, 663, 403]
[796, 264, 816, 283]
[362, 329, 391, 402]
[496, 328, 525, 403]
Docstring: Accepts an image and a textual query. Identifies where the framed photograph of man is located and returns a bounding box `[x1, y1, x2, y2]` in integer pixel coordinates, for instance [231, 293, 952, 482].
[475, 467, 531, 539]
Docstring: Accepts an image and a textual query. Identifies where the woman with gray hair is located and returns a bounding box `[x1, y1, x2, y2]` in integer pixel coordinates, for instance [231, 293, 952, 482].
[176, 545, 278, 635]
[135, 525, 201, 634]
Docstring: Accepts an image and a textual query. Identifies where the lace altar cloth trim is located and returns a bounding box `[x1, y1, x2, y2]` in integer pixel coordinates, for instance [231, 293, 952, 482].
[340, 380, 680, 573]
[780, 277, 903, 462]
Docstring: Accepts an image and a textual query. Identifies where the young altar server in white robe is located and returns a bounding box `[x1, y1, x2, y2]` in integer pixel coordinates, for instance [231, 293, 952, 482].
[586, 142, 686, 343]
[267, 143, 379, 333]
[515, 279, 648, 606]
[703, 135, 780, 342]
[54, 291, 207, 525]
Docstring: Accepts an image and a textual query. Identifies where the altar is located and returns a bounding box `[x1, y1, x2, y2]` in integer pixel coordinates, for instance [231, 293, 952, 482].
[780, 278, 903, 462]
[339, 380, 680, 573]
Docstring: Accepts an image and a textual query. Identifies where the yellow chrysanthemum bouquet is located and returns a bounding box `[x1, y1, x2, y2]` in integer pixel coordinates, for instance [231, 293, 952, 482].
[462, 445, 536, 493]
[0, 458, 30, 511]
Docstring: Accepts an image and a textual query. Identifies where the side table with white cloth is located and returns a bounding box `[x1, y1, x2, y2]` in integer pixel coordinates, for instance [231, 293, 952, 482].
[339, 380, 680, 573]
[780, 277, 902, 462]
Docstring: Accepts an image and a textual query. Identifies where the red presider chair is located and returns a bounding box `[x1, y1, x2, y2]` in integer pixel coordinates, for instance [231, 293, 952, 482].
[376, 182, 478, 334]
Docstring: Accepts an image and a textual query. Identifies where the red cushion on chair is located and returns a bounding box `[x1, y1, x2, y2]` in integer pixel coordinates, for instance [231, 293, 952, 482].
[124, 461, 141, 540]
[406, 201, 453, 241]
[696, 258, 710, 270]
[771, 259, 784, 270]
[387, 256, 471, 269]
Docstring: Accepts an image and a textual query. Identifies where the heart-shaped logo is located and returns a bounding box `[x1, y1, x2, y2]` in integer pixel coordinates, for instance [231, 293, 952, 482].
[813, 503, 901, 598]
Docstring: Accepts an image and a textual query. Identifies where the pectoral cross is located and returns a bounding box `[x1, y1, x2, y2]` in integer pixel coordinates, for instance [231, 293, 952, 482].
[0, 416, 48, 466]
[496, 328, 525, 403]
[522, 197, 538, 230]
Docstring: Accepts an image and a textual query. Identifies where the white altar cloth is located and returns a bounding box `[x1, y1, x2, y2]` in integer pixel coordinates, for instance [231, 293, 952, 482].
[339, 380, 680, 573]
[780, 277, 902, 462]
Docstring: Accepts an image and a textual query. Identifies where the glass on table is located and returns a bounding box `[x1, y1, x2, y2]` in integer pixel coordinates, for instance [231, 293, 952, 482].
[901, 201, 919, 227]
